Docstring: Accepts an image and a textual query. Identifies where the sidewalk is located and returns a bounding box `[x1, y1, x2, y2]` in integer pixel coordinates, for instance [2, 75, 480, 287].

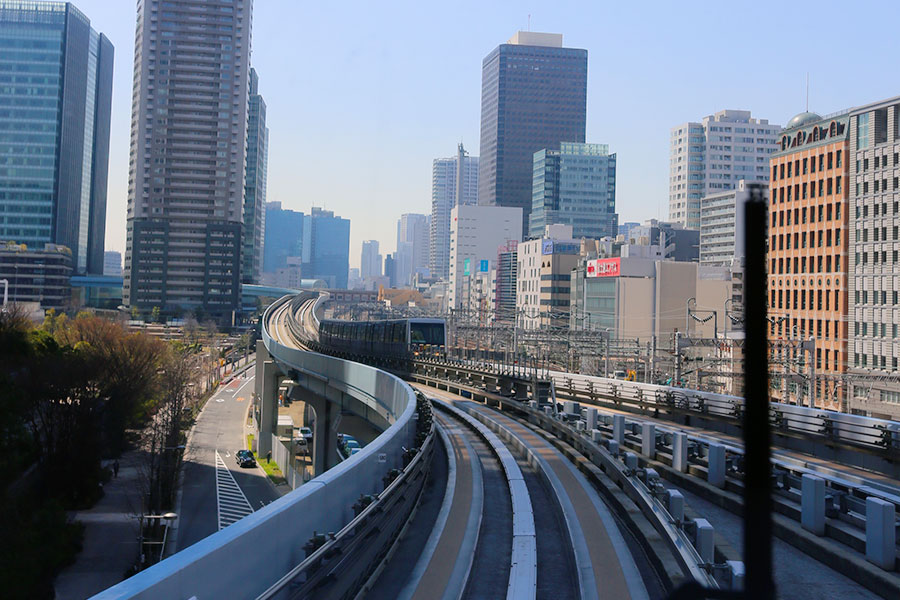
[54, 452, 144, 600]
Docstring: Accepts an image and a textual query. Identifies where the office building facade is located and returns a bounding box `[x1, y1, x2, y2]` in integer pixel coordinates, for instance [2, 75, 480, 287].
[242, 68, 268, 284]
[669, 110, 780, 230]
[0, 1, 113, 275]
[125, 0, 252, 319]
[847, 97, 900, 419]
[448, 205, 521, 310]
[768, 111, 849, 410]
[303, 207, 349, 289]
[431, 144, 478, 280]
[397, 213, 429, 286]
[103, 250, 122, 277]
[360, 240, 382, 280]
[517, 225, 580, 329]
[0, 242, 73, 310]
[262, 202, 303, 273]
[479, 32, 587, 237]
[494, 240, 518, 322]
[530, 143, 617, 240]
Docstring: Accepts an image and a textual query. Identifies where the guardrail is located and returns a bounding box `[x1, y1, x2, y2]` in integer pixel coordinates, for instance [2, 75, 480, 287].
[93, 296, 420, 600]
[257, 398, 435, 600]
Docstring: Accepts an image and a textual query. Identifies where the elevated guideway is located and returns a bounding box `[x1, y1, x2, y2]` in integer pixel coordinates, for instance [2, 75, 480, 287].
[93, 292, 426, 600]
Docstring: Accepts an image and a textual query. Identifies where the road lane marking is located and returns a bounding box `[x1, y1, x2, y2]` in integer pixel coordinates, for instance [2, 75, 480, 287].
[215, 450, 254, 530]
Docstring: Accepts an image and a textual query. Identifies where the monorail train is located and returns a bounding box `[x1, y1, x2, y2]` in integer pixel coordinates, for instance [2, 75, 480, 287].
[318, 318, 446, 357]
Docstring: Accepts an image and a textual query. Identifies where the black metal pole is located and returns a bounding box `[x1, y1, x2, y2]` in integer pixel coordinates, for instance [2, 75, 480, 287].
[743, 184, 774, 599]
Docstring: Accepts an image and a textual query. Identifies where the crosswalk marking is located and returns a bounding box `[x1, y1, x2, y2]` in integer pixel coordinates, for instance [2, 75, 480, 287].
[215, 450, 254, 530]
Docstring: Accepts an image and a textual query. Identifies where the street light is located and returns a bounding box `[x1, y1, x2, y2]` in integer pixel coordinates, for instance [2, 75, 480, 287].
[140, 512, 178, 563]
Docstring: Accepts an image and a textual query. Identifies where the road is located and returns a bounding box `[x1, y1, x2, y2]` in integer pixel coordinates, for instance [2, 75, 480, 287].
[175, 368, 281, 552]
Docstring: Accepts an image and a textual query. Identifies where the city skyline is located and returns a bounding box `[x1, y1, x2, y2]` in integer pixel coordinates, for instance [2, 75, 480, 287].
[63, 0, 900, 267]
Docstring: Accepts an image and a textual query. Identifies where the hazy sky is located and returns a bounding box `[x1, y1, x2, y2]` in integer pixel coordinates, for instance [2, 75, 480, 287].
[83, 0, 898, 268]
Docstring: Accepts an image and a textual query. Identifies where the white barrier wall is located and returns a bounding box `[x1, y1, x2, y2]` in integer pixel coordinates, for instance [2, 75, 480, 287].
[93, 297, 416, 600]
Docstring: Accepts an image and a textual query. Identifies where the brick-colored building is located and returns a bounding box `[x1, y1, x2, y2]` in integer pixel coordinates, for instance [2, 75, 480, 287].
[768, 112, 850, 409]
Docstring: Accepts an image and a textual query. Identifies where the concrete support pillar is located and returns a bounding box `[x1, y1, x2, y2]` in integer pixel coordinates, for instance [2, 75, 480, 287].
[641, 423, 656, 459]
[727, 561, 745, 590]
[694, 518, 714, 564]
[673, 431, 689, 473]
[801, 474, 826, 536]
[256, 354, 281, 458]
[613, 414, 625, 445]
[708, 443, 726, 488]
[865, 497, 896, 570]
[585, 408, 598, 431]
[305, 391, 340, 476]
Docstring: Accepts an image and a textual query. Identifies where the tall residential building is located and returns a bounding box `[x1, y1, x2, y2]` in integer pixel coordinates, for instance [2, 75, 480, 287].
[530, 143, 617, 240]
[769, 111, 849, 411]
[124, 0, 252, 318]
[431, 144, 478, 280]
[397, 213, 429, 286]
[669, 110, 780, 230]
[262, 202, 303, 273]
[303, 207, 350, 289]
[360, 240, 382, 280]
[242, 68, 268, 284]
[448, 205, 521, 310]
[479, 32, 587, 237]
[847, 97, 900, 419]
[0, 1, 113, 275]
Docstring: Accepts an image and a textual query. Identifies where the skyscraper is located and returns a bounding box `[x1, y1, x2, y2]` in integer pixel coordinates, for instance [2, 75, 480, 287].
[0, 1, 113, 275]
[303, 207, 350, 289]
[530, 142, 617, 239]
[262, 202, 303, 274]
[478, 32, 587, 237]
[431, 144, 478, 280]
[669, 110, 780, 230]
[243, 68, 268, 285]
[360, 240, 382, 280]
[397, 213, 429, 287]
[124, 0, 252, 319]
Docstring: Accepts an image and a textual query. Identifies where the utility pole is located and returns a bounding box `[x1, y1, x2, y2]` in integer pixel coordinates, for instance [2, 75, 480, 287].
[674, 331, 683, 385]
[802, 337, 816, 408]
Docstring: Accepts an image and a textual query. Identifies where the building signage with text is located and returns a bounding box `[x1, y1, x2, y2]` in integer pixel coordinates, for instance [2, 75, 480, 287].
[586, 257, 620, 278]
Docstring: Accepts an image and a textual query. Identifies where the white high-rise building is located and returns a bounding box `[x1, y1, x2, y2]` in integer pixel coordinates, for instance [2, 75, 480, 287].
[103, 251, 122, 277]
[431, 144, 478, 280]
[448, 205, 521, 310]
[669, 110, 780, 230]
[360, 240, 382, 280]
[396, 213, 429, 287]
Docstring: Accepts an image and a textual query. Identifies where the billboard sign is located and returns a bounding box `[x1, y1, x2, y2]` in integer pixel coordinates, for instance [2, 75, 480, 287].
[479, 259, 489, 272]
[463, 258, 470, 276]
[586, 257, 620, 278]
[542, 240, 554, 255]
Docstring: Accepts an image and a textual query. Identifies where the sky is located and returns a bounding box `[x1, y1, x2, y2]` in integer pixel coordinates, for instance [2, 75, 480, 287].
[82, 0, 900, 268]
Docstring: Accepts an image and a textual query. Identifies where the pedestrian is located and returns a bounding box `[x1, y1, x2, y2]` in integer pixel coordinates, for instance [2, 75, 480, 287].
[113, 460, 120, 478]
[266, 450, 272, 464]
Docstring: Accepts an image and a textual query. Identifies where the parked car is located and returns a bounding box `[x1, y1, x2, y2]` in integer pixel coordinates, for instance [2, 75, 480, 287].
[343, 439, 362, 453]
[235, 449, 256, 468]
[298, 426, 313, 442]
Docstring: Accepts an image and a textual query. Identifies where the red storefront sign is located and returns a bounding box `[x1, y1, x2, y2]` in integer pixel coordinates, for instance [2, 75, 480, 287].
[586, 257, 620, 277]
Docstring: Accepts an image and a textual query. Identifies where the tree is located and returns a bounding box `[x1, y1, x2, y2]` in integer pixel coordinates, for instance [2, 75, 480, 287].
[130, 305, 140, 320]
[151, 306, 161, 324]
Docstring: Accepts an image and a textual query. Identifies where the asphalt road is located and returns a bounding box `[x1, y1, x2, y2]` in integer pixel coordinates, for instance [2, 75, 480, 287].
[175, 369, 280, 551]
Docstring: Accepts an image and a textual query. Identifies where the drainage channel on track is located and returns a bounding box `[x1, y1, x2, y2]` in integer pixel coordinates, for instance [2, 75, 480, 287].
[215, 449, 254, 530]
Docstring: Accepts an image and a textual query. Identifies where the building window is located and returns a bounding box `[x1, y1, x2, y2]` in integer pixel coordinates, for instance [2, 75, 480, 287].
[857, 113, 870, 149]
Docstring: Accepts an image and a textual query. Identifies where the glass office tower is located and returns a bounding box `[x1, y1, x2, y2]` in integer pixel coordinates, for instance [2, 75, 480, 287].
[478, 31, 587, 238]
[242, 68, 268, 285]
[0, 1, 113, 274]
[530, 142, 617, 239]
